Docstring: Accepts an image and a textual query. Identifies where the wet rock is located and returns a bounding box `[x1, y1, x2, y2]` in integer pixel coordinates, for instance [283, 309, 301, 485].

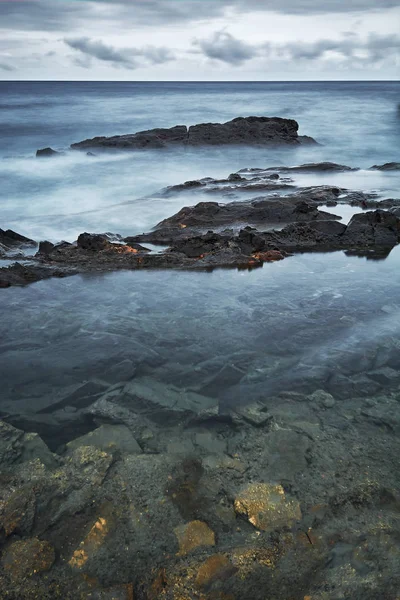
[37, 240, 55, 255]
[367, 367, 400, 385]
[309, 389, 336, 408]
[77, 232, 113, 251]
[65, 446, 114, 487]
[195, 554, 237, 589]
[72, 125, 188, 150]
[155, 198, 341, 236]
[174, 520, 216, 555]
[233, 402, 273, 427]
[234, 483, 301, 531]
[102, 359, 136, 383]
[194, 432, 227, 454]
[121, 376, 217, 423]
[0, 420, 57, 468]
[36, 380, 110, 414]
[0, 262, 74, 287]
[69, 516, 110, 569]
[2, 537, 55, 581]
[261, 430, 311, 479]
[66, 424, 142, 455]
[0, 486, 36, 537]
[370, 162, 400, 171]
[342, 210, 400, 248]
[36, 147, 61, 157]
[71, 116, 317, 150]
[0, 228, 36, 249]
[263, 162, 356, 173]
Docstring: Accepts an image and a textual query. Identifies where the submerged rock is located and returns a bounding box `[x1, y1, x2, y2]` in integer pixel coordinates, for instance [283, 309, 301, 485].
[234, 483, 302, 531]
[71, 116, 317, 150]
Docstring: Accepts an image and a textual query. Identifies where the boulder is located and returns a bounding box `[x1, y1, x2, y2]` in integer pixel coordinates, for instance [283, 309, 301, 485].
[77, 232, 112, 251]
[343, 210, 400, 248]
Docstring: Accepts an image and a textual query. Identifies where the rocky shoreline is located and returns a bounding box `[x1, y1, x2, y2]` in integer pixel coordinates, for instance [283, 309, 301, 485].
[1, 161, 400, 288]
[1, 156, 400, 598]
[1, 373, 400, 599]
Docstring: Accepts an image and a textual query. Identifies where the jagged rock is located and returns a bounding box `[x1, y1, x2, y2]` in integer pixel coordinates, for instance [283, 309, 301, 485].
[36, 147, 61, 157]
[37, 240, 55, 255]
[0, 228, 36, 249]
[342, 210, 400, 248]
[65, 424, 142, 455]
[370, 162, 400, 171]
[0, 420, 58, 468]
[234, 483, 301, 531]
[1, 538, 55, 581]
[71, 116, 317, 150]
[120, 376, 217, 423]
[77, 232, 113, 251]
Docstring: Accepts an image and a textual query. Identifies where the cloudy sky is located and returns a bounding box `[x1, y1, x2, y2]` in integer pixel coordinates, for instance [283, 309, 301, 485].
[0, 0, 399, 80]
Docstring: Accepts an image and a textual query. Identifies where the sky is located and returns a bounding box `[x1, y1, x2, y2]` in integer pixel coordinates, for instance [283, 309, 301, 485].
[0, 0, 399, 80]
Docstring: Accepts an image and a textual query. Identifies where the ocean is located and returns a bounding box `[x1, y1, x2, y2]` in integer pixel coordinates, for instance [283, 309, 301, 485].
[1, 80, 400, 597]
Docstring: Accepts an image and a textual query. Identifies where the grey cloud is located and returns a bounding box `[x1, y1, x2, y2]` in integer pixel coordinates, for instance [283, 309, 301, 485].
[0, 62, 15, 71]
[64, 37, 175, 70]
[193, 30, 400, 66]
[65, 37, 137, 68]
[0, 0, 398, 33]
[193, 31, 257, 65]
[281, 33, 400, 62]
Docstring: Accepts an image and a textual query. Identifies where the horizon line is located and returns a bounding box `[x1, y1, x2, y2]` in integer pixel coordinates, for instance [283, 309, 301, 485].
[0, 79, 398, 83]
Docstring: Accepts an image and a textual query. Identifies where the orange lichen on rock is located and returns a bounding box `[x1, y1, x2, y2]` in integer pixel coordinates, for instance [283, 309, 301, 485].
[1, 537, 55, 582]
[174, 520, 216, 556]
[252, 250, 285, 262]
[234, 483, 301, 531]
[69, 517, 109, 569]
[195, 554, 237, 589]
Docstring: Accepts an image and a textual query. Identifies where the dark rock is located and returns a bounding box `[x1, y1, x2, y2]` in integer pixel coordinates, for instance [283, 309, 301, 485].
[263, 162, 356, 173]
[0, 420, 57, 469]
[37, 241, 55, 255]
[71, 125, 189, 150]
[186, 116, 307, 146]
[228, 173, 245, 182]
[71, 116, 317, 150]
[0, 262, 74, 287]
[86, 151, 96, 157]
[0, 228, 36, 249]
[342, 210, 400, 248]
[77, 232, 112, 251]
[36, 147, 61, 157]
[65, 424, 142, 455]
[124, 241, 151, 253]
[370, 162, 400, 171]
[153, 198, 341, 235]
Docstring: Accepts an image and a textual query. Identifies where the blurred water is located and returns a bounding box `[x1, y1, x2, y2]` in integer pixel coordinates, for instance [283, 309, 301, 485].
[0, 81, 399, 242]
[0, 81, 400, 417]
